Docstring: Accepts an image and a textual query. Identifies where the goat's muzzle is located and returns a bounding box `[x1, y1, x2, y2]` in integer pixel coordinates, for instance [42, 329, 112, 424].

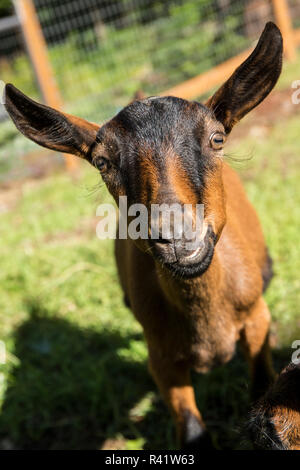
[149, 224, 216, 279]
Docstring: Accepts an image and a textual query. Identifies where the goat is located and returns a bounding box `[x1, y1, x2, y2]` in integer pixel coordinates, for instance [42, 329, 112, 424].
[247, 362, 300, 450]
[4, 22, 283, 449]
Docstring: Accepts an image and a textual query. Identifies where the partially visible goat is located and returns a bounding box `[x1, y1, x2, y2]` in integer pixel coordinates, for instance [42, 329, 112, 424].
[248, 362, 300, 450]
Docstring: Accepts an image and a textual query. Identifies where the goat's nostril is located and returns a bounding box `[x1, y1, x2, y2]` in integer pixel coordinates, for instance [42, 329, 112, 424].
[151, 230, 173, 244]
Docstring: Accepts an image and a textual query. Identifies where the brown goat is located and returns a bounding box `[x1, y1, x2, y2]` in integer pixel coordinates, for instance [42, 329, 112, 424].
[248, 362, 300, 450]
[4, 22, 283, 449]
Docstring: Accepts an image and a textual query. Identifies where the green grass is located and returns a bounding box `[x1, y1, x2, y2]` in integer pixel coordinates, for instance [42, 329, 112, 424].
[0, 107, 299, 449]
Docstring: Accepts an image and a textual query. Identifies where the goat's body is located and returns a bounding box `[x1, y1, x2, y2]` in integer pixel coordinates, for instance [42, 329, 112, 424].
[115, 162, 270, 373]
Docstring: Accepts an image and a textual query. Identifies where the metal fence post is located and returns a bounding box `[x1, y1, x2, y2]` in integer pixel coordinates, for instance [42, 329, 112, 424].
[272, 0, 296, 61]
[13, 0, 77, 170]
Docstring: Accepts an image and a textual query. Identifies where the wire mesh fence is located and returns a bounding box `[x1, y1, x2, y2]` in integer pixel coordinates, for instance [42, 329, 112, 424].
[32, 0, 269, 122]
[0, 0, 300, 181]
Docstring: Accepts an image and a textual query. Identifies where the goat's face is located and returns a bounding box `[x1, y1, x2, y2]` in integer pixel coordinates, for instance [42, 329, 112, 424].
[92, 96, 226, 278]
[248, 363, 300, 450]
[4, 22, 282, 278]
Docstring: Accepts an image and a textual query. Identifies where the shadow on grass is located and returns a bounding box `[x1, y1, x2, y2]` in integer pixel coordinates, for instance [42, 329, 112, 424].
[0, 300, 292, 450]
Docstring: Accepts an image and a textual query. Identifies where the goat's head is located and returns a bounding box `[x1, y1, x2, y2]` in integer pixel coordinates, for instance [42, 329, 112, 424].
[247, 362, 300, 450]
[4, 22, 282, 279]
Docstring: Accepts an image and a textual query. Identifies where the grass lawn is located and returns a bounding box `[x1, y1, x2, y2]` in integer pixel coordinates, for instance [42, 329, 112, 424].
[0, 94, 299, 449]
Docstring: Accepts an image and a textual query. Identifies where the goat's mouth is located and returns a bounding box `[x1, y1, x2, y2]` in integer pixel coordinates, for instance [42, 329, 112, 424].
[155, 226, 216, 279]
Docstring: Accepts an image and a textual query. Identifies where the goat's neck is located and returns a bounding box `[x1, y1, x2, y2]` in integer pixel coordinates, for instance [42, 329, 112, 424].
[155, 251, 222, 311]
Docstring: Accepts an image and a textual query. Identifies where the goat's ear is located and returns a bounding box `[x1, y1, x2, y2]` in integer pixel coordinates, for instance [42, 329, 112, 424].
[205, 22, 283, 134]
[4, 84, 100, 159]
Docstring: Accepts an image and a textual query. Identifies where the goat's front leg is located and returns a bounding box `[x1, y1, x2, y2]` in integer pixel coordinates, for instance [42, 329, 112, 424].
[240, 296, 276, 401]
[148, 352, 213, 449]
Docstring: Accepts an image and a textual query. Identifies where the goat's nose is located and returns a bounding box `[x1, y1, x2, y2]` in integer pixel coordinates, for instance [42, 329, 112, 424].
[172, 224, 210, 265]
[155, 231, 173, 244]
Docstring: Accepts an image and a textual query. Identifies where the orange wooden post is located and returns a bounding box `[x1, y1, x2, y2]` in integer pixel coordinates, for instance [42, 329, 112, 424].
[14, 0, 77, 170]
[272, 0, 296, 61]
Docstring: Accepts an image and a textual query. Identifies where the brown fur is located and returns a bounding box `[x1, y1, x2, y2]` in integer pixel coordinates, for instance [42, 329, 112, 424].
[139, 147, 159, 206]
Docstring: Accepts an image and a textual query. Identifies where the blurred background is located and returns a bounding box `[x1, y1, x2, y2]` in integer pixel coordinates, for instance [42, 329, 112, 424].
[0, 0, 299, 450]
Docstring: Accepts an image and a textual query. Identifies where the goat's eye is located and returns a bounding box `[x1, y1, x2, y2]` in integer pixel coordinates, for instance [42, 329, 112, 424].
[210, 132, 226, 150]
[95, 157, 111, 172]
